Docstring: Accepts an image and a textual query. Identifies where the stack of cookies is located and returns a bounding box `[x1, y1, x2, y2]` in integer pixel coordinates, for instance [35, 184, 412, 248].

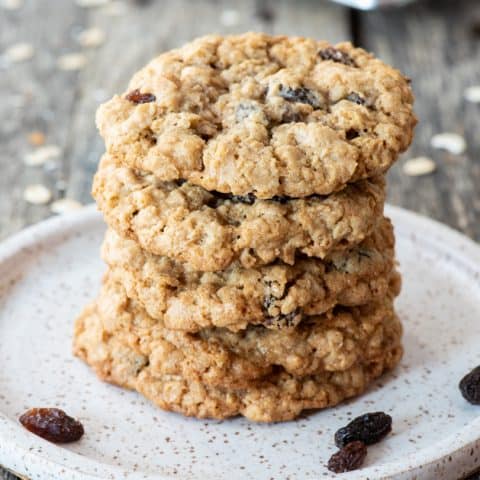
[74, 33, 416, 422]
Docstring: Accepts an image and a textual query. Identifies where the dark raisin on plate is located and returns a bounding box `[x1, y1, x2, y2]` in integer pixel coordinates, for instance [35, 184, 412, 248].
[125, 88, 156, 104]
[459, 366, 480, 404]
[327, 441, 367, 473]
[334, 411, 392, 448]
[19, 408, 84, 443]
[319, 47, 356, 67]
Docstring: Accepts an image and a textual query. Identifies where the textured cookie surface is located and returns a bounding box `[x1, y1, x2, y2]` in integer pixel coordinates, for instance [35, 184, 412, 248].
[73, 279, 403, 421]
[93, 154, 386, 271]
[102, 216, 398, 332]
[96, 33, 416, 198]
[73, 275, 401, 388]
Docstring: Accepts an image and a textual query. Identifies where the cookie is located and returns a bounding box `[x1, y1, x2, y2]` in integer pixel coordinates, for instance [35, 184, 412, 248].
[96, 33, 416, 199]
[92, 154, 386, 272]
[73, 273, 401, 390]
[102, 216, 398, 332]
[74, 286, 403, 421]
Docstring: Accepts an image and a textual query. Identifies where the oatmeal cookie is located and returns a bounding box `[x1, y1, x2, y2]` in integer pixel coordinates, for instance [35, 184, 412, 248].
[93, 154, 386, 271]
[96, 33, 416, 198]
[74, 291, 402, 421]
[102, 216, 398, 332]
[73, 274, 401, 389]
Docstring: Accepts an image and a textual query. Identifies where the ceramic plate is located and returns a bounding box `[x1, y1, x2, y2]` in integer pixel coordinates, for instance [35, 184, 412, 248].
[0, 205, 480, 480]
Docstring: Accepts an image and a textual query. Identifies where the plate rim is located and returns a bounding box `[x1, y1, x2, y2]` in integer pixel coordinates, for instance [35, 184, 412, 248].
[0, 204, 480, 480]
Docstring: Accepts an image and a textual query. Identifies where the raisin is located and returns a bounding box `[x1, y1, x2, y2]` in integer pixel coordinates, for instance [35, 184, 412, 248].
[459, 366, 480, 404]
[19, 408, 84, 443]
[357, 249, 372, 259]
[334, 412, 392, 448]
[125, 89, 156, 104]
[263, 294, 276, 310]
[346, 129, 359, 140]
[346, 92, 366, 105]
[207, 191, 256, 207]
[278, 85, 321, 108]
[319, 47, 356, 67]
[264, 309, 302, 329]
[281, 109, 303, 124]
[229, 193, 256, 205]
[270, 195, 290, 204]
[327, 441, 367, 473]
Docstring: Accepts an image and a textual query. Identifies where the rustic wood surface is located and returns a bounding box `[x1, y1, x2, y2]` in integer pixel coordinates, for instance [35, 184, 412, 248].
[1, 0, 479, 478]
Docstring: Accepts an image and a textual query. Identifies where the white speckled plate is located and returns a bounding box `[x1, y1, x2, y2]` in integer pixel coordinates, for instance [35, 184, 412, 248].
[1, 204, 480, 480]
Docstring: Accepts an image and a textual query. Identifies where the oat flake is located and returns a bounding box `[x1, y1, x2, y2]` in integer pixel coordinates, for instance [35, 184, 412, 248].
[464, 86, 480, 104]
[51, 198, 83, 214]
[23, 184, 52, 205]
[57, 53, 87, 71]
[28, 131, 46, 146]
[101, 1, 126, 16]
[403, 157, 436, 176]
[431, 132, 466, 155]
[4, 42, 34, 63]
[220, 9, 240, 27]
[1, 0, 23, 9]
[24, 145, 61, 167]
[76, 0, 110, 7]
[78, 27, 106, 48]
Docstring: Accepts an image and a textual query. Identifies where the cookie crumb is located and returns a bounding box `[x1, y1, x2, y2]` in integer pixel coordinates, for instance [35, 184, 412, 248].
[23, 184, 52, 205]
[51, 198, 83, 214]
[28, 131, 46, 146]
[431, 132, 466, 155]
[220, 9, 240, 27]
[464, 86, 480, 104]
[3, 42, 34, 63]
[1, 0, 23, 9]
[57, 53, 88, 71]
[78, 27, 106, 48]
[24, 145, 61, 167]
[402, 157, 436, 176]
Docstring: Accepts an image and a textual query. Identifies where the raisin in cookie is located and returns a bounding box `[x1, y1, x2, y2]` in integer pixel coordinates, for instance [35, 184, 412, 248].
[102, 216, 398, 332]
[73, 274, 401, 389]
[96, 33, 416, 199]
[93, 154, 386, 272]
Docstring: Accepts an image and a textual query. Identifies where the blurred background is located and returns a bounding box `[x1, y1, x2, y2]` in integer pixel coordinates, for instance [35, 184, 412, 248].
[1, 0, 479, 243]
[0, 1, 479, 479]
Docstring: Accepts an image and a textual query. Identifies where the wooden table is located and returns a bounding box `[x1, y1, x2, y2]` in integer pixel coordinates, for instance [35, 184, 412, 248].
[1, 0, 479, 478]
